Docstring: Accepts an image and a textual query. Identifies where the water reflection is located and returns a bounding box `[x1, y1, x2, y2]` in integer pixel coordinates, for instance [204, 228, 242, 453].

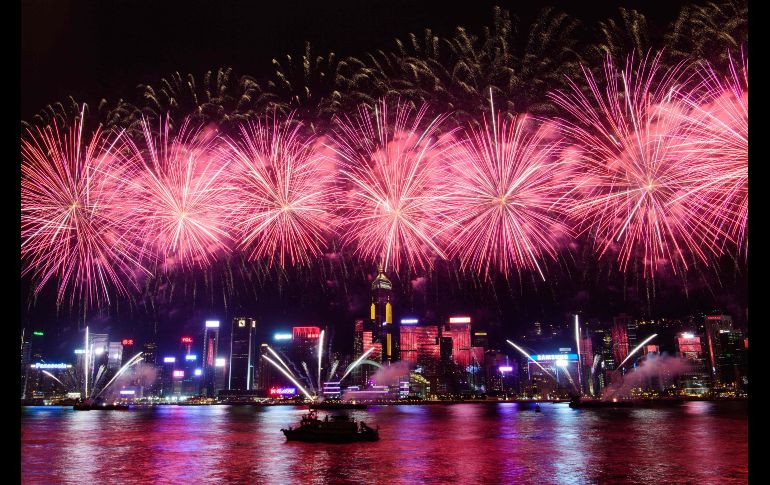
[22, 402, 747, 484]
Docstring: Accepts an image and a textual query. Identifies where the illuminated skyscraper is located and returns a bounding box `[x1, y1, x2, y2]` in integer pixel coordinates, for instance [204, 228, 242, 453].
[611, 317, 630, 367]
[371, 264, 395, 363]
[21, 339, 31, 399]
[291, 326, 321, 364]
[108, 342, 123, 370]
[676, 331, 710, 395]
[202, 320, 220, 397]
[121, 339, 135, 367]
[229, 317, 257, 391]
[142, 341, 157, 365]
[703, 314, 733, 386]
[89, 333, 109, 386]
[20, 329, 43, 400]
[400, 322, 440, 394]
[352, 319, 380, 386]
[446, 316, 472, 368]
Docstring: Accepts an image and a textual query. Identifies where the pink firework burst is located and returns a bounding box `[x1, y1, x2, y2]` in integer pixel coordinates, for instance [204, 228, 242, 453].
[444, 112, 573, 280]
[21, 113, 151, 308]
[549, 53, 732, 276]
[329, 100, 454, 272]
[222, 115, 337, 267]
[677, 53, 747, 251]
[124, 117, 232, 270]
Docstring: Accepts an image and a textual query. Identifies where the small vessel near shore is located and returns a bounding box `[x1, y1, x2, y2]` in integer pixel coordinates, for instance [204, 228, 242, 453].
[282, 412, 379, 442]
[309, 401, 367, 410]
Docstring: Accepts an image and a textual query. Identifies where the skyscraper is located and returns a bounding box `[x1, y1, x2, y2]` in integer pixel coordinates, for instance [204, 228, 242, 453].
[676, 331, 710, 395]
[20, 329, 41, 400]
[371, 264, 395, 363]
[291, 326, 321, 364]
[142, 341, 157, 365]
[121, 339, 136, 367]
[108, 342, 123, 370]
[352, 319, 381, 387]
[202, 320, 220, 397]
[89, 333, 109, 387]
[703, 314, 733, 386]
[229, 317, 256, 391]
[611, 317, 630, 368]
[446, 316, 472, 368]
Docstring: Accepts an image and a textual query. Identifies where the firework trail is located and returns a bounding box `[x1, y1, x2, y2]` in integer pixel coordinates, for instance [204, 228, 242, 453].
[550, 52, 733, 276]
[21, 111, 151, 309]
[327, 359, 339, 381]
[676, 53, 747, 251]
[124, 116, 232, 270]
[329, 99, 455, 272]
[444, 97, 573, 280]
[222, 115, 337, 267]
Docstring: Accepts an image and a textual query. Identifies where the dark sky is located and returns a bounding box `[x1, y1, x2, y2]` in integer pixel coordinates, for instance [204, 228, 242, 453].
[20, 0, 745, 360]
[21, 0, 691, 120]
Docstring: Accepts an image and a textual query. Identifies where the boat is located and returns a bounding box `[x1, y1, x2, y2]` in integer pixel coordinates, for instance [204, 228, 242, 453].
[535, 404, 541, 412]
[309, 401, 367, 410]
[282, 412, 379, 443]
[569, 397, 634, 409]
[73, 399, 130, 411]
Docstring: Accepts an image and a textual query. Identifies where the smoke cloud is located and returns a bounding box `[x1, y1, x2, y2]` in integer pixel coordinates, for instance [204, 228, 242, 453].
[371, 361, 411, 387]
[601, 354, 691, 400]
[105, 362, 158, 398]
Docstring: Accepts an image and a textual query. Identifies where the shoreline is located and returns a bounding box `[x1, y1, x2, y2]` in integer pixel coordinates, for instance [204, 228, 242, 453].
[22, 396, 748, 408]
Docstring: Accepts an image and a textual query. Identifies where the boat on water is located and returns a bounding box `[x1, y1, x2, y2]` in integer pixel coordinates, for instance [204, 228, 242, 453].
[73, 399, 130, 411]
[569, 397, 634, 409]
[282, 412, 379, 443]
[309, 401, 367, 410]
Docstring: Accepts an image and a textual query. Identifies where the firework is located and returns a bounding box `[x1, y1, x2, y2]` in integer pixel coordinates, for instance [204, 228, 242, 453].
[21, 112, 150, 308]
[444, 107, 572, 279]
[124, 116, 232, 270]
[330, 100, 455, 272]
[676, 53, 747, 250]
[222, 115, 337, 267]
[549, 53, 732, 275]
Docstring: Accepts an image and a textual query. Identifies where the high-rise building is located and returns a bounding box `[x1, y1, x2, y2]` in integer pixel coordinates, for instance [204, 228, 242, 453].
[291, 326, 321, 365]
[611, 317, 630, 368]
[485, 351, 517, 395]
[202, 320, 220, 397]
[229, 317, 257, 391]
[353, 319, 365, 358]
[472, 331, 488, 350]
[20, 329, 43, 400]
[121, 339, 136, 367]
[257, 343, 272, 392]
[446, 317, 472, 368]
[142, 341, 157, 365]
[599, 330, 614, 369]
[716, 328, 746, 392]
[159, 355, 177, 398]
[21, 339, 31, 399]
[703, 314, 733, 386]
[676, 331, 710, 395]
[108, 342, 123, 370]
[371, 264, 395, 363]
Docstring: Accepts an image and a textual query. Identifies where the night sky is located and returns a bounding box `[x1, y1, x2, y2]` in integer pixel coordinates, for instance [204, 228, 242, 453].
[20, 0, 747, 360]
